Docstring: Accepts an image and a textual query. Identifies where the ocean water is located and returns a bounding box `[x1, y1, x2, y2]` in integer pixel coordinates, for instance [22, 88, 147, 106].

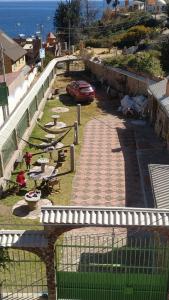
[0, 1, 58, 38]
[0, 1, 130, 39]
[0, 1, 107, 38]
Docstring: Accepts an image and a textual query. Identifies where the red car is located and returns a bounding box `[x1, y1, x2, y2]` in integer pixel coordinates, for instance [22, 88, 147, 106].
[66, 80, 95, 102]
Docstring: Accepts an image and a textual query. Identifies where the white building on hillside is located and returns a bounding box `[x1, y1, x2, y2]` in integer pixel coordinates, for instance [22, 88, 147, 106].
[131, 1, 145, 11]
[146, 0, 167, 13]
[131, 0, 167, 13]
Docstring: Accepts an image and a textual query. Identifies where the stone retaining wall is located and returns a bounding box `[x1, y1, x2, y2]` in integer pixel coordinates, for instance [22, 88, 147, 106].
[85, 60, 156, 97]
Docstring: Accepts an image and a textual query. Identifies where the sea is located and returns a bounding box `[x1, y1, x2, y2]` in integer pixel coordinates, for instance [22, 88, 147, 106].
[0, 1, 130, 39]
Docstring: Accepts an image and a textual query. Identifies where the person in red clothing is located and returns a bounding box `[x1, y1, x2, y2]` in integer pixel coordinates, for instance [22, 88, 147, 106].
[16, 171, 26, 188]
[23, 151, 32, 170]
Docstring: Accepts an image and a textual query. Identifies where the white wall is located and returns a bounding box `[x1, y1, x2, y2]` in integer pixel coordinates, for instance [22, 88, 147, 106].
[0, 68, 38, 126]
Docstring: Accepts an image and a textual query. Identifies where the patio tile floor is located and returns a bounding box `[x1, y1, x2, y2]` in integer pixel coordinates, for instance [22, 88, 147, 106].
[71, 115, 144, 209]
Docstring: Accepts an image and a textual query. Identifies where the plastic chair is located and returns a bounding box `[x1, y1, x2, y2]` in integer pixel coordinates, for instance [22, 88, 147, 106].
[46, 177, 61, 194]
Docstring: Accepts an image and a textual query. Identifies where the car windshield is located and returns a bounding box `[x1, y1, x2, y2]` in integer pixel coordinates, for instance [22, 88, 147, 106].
[80, 87, 93, 93]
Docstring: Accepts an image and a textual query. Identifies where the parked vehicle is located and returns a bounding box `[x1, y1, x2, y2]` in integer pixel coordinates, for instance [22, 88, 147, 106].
[66, 80, 95, 102]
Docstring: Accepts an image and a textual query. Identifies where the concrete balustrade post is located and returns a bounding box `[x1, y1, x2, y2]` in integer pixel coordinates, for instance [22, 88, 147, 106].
[64, 42, 68, 51]
[35, 95, 38, 110]
[0, 152, 4, 178]
[47, 76, 50, 87]
[26, 108, 30, 127]
[14, 129, 18, 150]
[74, 121, 79, 145]
[77, 104, 81, 126]
[66, 62, 70, 74]
[42, 84, 45, 97]
[70, 144, 75, 172]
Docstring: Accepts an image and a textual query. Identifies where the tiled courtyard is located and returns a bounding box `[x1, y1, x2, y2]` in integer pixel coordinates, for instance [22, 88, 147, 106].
[71, 115, 144, 208]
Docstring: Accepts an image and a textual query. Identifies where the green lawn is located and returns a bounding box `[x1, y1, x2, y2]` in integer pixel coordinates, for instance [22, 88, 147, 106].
[0, 72, 101, 228]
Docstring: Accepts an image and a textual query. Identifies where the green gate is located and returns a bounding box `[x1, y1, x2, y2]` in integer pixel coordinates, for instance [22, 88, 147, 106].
[0, 248, 47, 299]
[55, 233, 169, 300]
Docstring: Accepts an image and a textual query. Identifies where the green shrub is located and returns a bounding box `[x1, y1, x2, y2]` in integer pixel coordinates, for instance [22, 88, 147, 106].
[44, 51, 55, 68]
[85, 39, 104, 48]
[113, 25, 154, 48]
[104, 54, 133, 69]
[103, 51, 163, 77]
[128, 52, 163, 76]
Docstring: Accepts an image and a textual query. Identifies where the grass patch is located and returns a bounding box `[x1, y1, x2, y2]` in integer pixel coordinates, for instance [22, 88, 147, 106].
[0, 72, 101, 228]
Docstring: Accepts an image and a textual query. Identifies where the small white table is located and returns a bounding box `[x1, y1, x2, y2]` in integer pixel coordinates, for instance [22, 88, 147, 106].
[37, 157, 49, 172]
[45, 134, 56, 142]
[25, 190, 41, 210]
[45, 121, 67, 129]
[52, 107, 69, 113]
[51, 114, 60, 126]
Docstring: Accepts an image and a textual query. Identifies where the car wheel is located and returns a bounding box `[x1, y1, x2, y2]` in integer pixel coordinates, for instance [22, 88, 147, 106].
[66, 88, 70, 95]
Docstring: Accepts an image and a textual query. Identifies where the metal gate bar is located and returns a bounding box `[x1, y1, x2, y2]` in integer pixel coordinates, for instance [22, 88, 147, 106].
[55, 233, 169, 300]
[0, 249, 47, 300]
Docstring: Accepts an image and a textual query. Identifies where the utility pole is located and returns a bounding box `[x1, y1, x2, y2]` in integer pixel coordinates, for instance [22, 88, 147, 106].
[68, 0, 71, 55]
[0, 43, 9, 121]
[40, 24, 44, 70]
[68, 18, 71, 55]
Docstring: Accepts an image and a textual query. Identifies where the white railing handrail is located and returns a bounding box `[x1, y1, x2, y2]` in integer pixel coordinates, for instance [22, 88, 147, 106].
[0, 55, 77, 150]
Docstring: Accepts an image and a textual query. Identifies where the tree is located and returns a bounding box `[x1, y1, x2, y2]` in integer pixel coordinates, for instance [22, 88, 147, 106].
[53, 0, 81, 45]
[106, 0, 120, 16]
[44, 51, 55, 68]
[81, 0, 98, 26]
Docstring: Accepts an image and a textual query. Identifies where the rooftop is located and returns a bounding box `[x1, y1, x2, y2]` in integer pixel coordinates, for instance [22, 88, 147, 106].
[0, 30, 27, 62]
[148, 78, 169, 117]
[47, 32, 56, 39]
[149, 164, 169, 209]
[0, 71, 21, 85]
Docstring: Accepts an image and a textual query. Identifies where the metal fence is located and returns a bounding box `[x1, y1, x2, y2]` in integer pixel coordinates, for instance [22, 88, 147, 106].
[0, 248, 47, 300]
[55, 232, 169, 300]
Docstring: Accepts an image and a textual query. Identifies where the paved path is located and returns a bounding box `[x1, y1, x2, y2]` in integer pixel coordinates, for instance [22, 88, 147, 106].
[71, 115, 144, 208]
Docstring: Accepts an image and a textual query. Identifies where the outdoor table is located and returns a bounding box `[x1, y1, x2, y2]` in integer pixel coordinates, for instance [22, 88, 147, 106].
[24, 190, 41, 210]
[45, 121, 67, 129]
[29, 165, 57, 187]
[37, 157, 49, 172]
[51, 107, 69, 113]
[45, 133, 56, 142]
[51, 114, 60, 125]
[40, 143, 64, 150]
[55, 142, 64, 149]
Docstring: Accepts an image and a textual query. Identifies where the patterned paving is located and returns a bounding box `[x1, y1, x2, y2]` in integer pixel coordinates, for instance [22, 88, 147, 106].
[71, 115, 144, 208]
